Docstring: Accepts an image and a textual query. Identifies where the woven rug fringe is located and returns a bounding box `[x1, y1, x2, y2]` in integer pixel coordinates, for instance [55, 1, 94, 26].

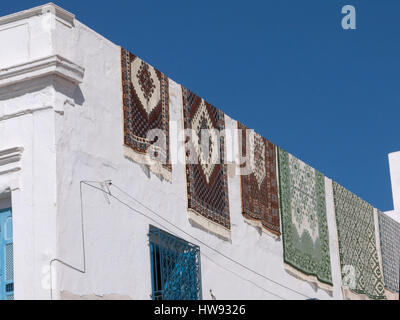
[384, 289, 399, 301]
[123, 146, 172, 182]
[187, 209, 231, 241]
[284, 263, 333, 294]
[243, 216, 280, 240]
[341, 287, 371, 300]
[341, 286, 390, 300]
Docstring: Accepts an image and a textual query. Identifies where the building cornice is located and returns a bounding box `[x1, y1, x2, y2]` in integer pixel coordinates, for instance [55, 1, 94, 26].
[0, 55, 84, 89]
[0, 3, 75, 28]
[0, 147, 24, 176]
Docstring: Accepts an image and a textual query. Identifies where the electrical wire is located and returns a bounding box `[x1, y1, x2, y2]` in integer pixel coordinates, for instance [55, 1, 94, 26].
[200, 252, 287, 300]
[50, 179, 310, 300]
[83, 180, 312, 299]
[50, 180, 287, 300]
[50, 180, 177, 300]
[49, 181, 87, 300]
[82, 181, 288, 300]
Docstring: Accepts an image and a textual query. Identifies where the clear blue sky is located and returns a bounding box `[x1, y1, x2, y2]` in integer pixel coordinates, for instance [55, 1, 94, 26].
[2, 1, 399, 211]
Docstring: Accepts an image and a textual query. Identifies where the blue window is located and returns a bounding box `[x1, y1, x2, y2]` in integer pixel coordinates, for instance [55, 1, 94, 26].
[0, 208, 13, 300]
[149, 225, 202, 300]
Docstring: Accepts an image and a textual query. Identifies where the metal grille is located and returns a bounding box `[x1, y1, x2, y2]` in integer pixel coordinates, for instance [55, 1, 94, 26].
[5, 244, 13, 281]
[0, 208, 14, 301]
[149, 225, 202, 300]
[5, 283, 13, 293]
[5, 218, 12, 240]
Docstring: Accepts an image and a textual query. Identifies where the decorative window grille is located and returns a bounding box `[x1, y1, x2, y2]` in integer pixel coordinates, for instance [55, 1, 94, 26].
[149, 225, 202, 300]
[0, 208, 14, 300]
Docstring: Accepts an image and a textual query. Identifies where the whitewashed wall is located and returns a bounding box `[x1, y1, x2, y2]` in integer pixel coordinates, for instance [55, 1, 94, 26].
[0, 3, 396, 300]
[386, 152, 400, 223]
[0, 4, 80, 300]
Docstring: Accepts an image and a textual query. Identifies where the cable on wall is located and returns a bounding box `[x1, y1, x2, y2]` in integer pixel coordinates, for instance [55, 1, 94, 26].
[82, 180, 312, 299]
[102, 183, 287, 300]
[48, 181, 88, 300]
[50, 180, 288, 300]
[49, 179, 311, 300]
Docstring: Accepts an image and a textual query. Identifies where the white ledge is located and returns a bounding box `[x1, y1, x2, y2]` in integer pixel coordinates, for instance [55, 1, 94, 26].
[0, 3, 75, 28]
[0, 55, 85, 88]
[0, 147, 24, 176]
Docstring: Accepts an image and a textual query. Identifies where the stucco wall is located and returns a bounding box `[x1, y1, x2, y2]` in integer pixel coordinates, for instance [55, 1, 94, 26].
[0, 4, 76, 299]
[387, 152, 400, 222]
[0, 87, 58, 300]
[0, 4, 397, 300]
[49, 16, 346, 300]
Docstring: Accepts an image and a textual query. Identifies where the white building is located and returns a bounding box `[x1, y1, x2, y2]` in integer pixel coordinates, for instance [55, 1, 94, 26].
[0, 3, 398, 300]
[386, 151, 400, 223]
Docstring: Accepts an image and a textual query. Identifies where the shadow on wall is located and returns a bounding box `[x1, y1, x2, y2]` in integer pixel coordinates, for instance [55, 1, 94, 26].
[73, 86, 85, 106]
[0, 77, 85, 108]
[0, 193, 11, 211]
[55, 79, 85, 107]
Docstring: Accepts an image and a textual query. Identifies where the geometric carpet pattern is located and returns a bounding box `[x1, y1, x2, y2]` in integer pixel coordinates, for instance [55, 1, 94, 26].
[278, 148, 332, 288]
[238, 122, 280, 236]
[378, 211, 400, 293]
[121, 48, 171, 179]
[182, 87, 231, 237]
[333, 182, 386, 299]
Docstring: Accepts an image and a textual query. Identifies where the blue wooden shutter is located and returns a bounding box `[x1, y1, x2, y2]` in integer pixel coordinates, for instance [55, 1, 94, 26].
[0, 208, 13, 300]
